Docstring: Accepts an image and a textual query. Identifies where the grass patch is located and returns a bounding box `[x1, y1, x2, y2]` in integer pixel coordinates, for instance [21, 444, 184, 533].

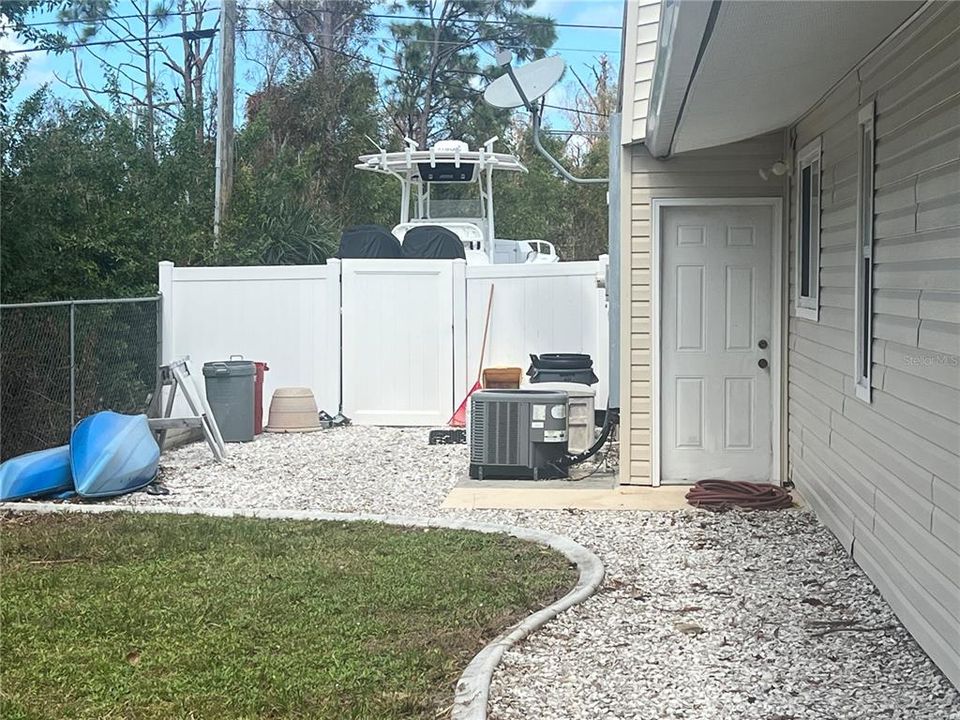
[0, 512, 575, 719]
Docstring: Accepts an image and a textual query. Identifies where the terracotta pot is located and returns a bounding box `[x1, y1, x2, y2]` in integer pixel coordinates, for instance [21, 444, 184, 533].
[264, 387, 322, 433]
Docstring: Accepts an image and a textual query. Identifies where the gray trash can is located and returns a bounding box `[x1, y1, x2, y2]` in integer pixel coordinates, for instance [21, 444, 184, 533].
[203, 360, 255, 442]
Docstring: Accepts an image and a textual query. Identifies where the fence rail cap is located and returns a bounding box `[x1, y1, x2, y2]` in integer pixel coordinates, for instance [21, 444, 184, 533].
[1, 296, 160, 310]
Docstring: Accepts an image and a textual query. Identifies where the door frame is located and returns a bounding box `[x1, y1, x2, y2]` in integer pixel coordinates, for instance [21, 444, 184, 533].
[650, 197, 785, 487]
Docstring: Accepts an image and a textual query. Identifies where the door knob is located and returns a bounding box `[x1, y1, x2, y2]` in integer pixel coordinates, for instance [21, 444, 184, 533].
[758, 358, 769, 369]
[758, 339, 768, 349]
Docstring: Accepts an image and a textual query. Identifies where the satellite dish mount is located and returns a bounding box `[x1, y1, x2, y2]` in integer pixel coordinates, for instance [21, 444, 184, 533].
[483, 51, 606, 186]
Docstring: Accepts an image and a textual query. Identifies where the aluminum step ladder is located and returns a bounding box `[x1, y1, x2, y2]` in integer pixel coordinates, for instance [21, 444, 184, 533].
[147, 358, 226, 462]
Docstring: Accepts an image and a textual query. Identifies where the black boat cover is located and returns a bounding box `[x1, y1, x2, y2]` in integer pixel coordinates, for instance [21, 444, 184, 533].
[336, 225, 403, 259]
[402, 225, 467, 260]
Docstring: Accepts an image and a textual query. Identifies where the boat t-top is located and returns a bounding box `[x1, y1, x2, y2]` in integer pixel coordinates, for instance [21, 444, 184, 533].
[355, 137, 559, 264]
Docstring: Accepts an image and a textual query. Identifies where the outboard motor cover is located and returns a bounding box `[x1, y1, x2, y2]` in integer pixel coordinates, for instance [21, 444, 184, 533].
[336, 225, 403, 259]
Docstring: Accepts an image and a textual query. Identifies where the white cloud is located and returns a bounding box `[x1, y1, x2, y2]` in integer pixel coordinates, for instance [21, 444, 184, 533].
[0, 16, 29, 52]
[2, 16, 58, 98]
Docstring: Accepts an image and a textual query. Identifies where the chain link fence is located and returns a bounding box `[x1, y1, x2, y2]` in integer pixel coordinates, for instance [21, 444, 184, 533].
[0, 297, 161, 461]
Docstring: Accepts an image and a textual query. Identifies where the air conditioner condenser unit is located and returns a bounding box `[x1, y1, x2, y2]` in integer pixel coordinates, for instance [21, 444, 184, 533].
[469, 389, 569, 480]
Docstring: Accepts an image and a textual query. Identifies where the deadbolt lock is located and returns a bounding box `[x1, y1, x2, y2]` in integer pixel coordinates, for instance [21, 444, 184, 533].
[758, 339, 768, 349]
[758, 358, 769, 369]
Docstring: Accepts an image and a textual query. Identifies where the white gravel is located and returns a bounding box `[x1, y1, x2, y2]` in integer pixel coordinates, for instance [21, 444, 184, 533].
[112, 427, 960, 719]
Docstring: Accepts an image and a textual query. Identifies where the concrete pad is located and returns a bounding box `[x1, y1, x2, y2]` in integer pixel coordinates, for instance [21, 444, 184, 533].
[441, 483, 693, 511]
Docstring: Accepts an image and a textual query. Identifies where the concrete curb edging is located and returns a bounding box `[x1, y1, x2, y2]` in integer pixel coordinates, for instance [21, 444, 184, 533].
[0, 502, 605, 720]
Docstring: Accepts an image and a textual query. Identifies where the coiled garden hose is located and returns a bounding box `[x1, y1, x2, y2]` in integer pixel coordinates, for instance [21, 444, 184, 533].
[685, 479, 793, 510]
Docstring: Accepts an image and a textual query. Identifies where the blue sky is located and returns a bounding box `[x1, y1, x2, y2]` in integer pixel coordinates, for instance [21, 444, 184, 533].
[3, 0, 623, 130]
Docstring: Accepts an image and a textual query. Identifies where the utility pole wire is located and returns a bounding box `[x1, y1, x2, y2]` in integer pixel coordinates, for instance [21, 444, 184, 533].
[3, 28, 218, 54]
[300, 10, 623, 31]
[20, 6, 221, 28]
[19, 6, 622, 33]
[368, 33, 620, 55]
[237, 27, 610, 117]
[5, 22, 609, 118]
[24, 5, 623, 34]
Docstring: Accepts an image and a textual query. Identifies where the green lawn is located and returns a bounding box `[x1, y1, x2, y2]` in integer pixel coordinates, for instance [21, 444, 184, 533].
[0, 512, 575, 720]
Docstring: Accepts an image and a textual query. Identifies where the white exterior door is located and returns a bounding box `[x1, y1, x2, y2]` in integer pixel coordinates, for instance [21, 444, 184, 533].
[661, 205, 774, 482]
[341, 260, 457, 425]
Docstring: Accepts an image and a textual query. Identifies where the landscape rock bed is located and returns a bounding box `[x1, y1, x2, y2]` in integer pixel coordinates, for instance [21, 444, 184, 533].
[114, 428, 959, 719]
[122, 427, 463, 513]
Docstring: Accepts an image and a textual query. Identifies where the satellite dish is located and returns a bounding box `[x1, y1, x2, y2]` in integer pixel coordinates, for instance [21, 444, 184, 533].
[483, 56, 566, 110]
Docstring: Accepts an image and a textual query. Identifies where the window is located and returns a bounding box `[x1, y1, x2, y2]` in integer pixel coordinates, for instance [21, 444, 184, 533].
[795, 137, 822, 320]
[854, 101, 876, 403]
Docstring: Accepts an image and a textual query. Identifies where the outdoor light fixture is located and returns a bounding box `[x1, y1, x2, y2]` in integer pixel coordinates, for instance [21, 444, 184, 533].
[759, 160, 791, 181]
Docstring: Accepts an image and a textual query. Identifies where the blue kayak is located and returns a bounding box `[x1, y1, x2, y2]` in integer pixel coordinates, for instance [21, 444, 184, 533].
[0, 445, 73, 501]
[71, 411, 160, 498]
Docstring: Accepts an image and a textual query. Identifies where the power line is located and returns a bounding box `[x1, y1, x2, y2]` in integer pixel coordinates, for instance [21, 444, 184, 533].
[11, 5, 620, 56]
[544, 104, 608, 118]
[239, 27, 422, 79]
[19, 4, 622, 33]
[241, 27, 495, 84]
[20, 6, 221, 29]
[5, 28, 615, 91]
[236, 6, 622, 31]
[241, 27, 609, 117]
[369, 34, 620, 56]
[25, 12, 621, 35]
[5, 20, 610, 117]
[353, 11, 622, 31]
[3, 28, 220, 55]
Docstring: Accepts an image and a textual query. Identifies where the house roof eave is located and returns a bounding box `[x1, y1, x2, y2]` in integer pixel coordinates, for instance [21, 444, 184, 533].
[644, 0, 718, 159]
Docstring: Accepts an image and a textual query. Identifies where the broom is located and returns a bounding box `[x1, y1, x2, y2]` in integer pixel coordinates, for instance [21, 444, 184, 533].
[448, 284, 494, 427]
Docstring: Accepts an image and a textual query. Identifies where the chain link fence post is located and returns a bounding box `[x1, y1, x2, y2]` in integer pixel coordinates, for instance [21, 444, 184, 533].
[69, 301, 76, 428]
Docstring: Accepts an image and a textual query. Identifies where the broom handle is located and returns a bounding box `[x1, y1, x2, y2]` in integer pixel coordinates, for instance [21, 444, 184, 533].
[476, 285, 494, 385]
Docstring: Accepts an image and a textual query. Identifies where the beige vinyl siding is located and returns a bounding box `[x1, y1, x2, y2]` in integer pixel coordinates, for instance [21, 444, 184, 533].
[620, 132, 786, 483]
[788, 1, 960, 686]
[620, 0, 661, 145]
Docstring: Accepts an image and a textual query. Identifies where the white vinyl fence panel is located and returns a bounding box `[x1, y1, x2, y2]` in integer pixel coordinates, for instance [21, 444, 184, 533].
[465, 260, 609, 408]
[161, 257, 608, 426]
[159, 262, 341, 416]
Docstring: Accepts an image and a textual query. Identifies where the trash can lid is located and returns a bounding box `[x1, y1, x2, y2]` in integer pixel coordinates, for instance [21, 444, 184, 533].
[202, 360, 256, 377]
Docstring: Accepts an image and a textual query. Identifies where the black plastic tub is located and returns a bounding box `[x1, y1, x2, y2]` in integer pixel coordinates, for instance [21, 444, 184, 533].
[526, 353, 598, 385]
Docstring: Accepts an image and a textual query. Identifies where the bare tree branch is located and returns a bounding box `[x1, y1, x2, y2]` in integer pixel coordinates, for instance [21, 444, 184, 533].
[57, 56, 110, 117]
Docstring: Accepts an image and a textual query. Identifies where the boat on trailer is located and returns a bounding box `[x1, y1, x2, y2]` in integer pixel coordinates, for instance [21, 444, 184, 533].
[355, 138, 559, 265]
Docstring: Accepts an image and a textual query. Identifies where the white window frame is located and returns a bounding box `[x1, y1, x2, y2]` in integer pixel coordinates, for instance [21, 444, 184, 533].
[854, 101, 876, 403]
[794, 137, 822, 321]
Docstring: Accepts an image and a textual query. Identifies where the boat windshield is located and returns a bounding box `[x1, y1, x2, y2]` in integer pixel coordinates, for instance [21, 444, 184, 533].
[422, 183, 484, 220]
[427, 198, 483, 218]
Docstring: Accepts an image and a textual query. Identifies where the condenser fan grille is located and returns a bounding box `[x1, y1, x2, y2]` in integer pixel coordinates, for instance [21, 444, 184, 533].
[470, 401, 486, 463]
[470, 397, 524, 465]
[493, 401, 522, 464]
